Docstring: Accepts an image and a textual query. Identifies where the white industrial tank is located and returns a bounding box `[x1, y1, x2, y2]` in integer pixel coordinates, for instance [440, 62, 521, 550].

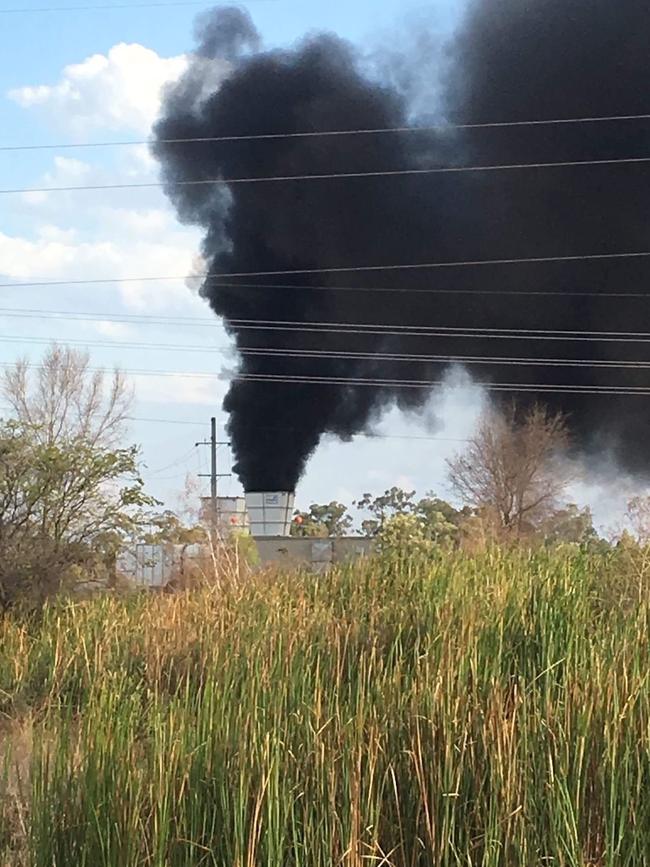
[244, 491, 295, 537]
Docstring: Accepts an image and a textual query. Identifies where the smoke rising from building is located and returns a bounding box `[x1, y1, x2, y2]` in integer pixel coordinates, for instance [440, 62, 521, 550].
[154, 2, 650, 491]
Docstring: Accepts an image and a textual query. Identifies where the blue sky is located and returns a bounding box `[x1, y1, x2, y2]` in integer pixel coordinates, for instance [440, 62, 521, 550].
[0, 0, 637, 528]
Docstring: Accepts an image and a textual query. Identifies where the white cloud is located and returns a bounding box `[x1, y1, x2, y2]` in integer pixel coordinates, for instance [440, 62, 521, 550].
[3, 44, 231, 313]
[0, 230, 117, 280]
[36, 225, 78, 244]
[9, 43, 188, 134]
[92, 320, 135, 339]
[0, 226, 211, 312]
[0, 150, 205, 312]
[98, 207, 173, 235]
[2, 44, 236, 500]
[125, 144, 159, 175]
[19, 156, 94, 208]
[51, 156, 91, 178]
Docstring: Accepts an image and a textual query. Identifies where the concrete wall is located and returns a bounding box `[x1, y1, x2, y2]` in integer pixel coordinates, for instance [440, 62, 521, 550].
[254, 536, 374, 571]
[116, 543, 211, 588]
[117, 537, 374, 588]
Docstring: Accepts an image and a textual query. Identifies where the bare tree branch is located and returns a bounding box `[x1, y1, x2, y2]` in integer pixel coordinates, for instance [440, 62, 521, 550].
[447, 402, 573, 538]
[1, 344, 133, 449]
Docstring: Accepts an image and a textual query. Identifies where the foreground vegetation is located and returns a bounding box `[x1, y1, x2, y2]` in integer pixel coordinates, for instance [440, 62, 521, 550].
[1, 547, 649, 866]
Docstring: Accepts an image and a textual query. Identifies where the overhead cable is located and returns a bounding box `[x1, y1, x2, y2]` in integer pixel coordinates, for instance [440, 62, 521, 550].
[4, 111, 650, 151]
[127, 416, 207, 427]
[232, 349, 650, 368]
[227, 317, 650, 338]
[234, 373, 650, 396]
[3, 250, 650, 286]
[147, 444, 199, 475]
[2, 308, 650, 342]
[0, 361, 647, 395]
[126, 415, 470, 442]
[5, 277, 650, 300]
[3, 332, 650, 368]
[229, 323, 650, 344]
[0, 1, 259, 12]
[4, 154, 650, 195]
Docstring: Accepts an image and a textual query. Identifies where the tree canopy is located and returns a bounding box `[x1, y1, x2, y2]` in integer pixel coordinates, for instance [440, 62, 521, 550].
[0, 420, 152, 608]
[291, 501, 352, 537]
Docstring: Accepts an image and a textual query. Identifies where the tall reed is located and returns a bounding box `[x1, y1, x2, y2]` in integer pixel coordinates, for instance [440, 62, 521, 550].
[0, 547, 648, 865]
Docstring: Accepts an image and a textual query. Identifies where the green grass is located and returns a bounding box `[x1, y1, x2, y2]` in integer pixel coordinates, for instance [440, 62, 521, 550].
[0, 547, 649, 865]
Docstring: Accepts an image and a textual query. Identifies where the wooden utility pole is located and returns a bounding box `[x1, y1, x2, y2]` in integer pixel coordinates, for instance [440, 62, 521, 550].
[210, 416, 218, 512]
[196, 417, 231, 523]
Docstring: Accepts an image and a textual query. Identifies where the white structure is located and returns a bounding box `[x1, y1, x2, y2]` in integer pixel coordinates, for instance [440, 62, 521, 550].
[217, 496, 248, 529]
[245, 491, 295, 537]
[201, 496, 249, 534]
[116, 543, 208, 588]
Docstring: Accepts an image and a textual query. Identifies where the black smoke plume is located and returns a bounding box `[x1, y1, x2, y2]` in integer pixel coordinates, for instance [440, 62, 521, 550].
[154, 2, 650, 491]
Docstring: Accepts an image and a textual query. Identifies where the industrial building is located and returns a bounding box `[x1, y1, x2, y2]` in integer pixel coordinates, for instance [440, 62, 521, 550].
[118, 490, 373, 589]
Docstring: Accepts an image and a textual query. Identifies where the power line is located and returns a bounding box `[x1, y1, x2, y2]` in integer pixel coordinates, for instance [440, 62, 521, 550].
[3, 308, 650, 343]
[4, 111, 650, 152]
[228, 317, 650, 339]
[229, 323, 650, 344]
[0, 307, 220, 324]
[4, 277, 650, 300]
[57, 250, 650, 277]
[0, 1, 264, 12]
[4, 154, 650, 195]
[6, 314, 650, 344]
[0, 361, 226, 380]
[3, 251, 650, 287]
[235, 373, 650, 396]
[4, 299, 650, 341]
[0, 333, 232, 353]
[257, 429, 471, 443]
[0, 360, 647, 395]
[128, 416, 208, 427]
[130, 416, 207, 428]
[0, 405, 462, 444]
[127, 415, 469, 442]
[147, 444, 198, 475]
[233, 349, 650, 368]
[2, 332, 650, 369]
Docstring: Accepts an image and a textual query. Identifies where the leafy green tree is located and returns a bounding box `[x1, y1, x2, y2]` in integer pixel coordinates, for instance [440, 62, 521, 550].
[140, 510, 206, 545]
[291, 501, 352, 537]
[539, 504, 599, 546]
[355, 487, 417, 537]
[0, 420, 153, 609]
[416, 495, 473, 544]
[375, 513, 436, 557]
[357, 488, 467, 545]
